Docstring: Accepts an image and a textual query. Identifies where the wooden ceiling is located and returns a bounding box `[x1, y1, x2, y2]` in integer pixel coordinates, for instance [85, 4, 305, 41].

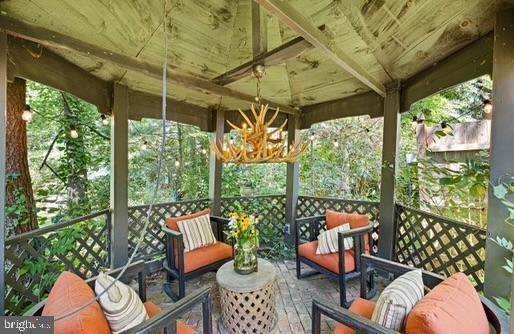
[0, 0, 502, 124]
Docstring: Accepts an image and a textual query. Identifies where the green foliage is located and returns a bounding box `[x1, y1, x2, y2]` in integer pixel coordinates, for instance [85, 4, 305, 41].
[5, 173, 32, 236]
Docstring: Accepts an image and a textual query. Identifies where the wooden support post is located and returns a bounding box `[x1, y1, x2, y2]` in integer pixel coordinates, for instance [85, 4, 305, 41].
[378, 82, 400, 260]
[110, 84, 129, 268]
[285, 114, 300, 244]
[209, 109, 224, 216]
[484, 8, 514, 301]
[0, 31, 8, 315]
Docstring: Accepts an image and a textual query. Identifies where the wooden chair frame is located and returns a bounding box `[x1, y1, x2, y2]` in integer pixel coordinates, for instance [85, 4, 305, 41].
[25, 260, 213, 334]
[311, 254, 510, 334]
[162, 216, 233, 301]
[295, 215, 375, 307]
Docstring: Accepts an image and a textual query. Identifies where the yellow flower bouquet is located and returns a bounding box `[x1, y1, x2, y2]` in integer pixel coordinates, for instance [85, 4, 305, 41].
[228, 212, 259, 274]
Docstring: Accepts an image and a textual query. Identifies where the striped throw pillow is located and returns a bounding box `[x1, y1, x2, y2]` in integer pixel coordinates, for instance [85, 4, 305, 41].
[95, 273, 148, 334]
[177, 213, 216, 252]
[371, 269, 424, 332]
[316, 223, 354, 255]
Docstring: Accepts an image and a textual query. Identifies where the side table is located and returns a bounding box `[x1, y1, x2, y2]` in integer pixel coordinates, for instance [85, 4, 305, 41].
[216, 258, 277, 334]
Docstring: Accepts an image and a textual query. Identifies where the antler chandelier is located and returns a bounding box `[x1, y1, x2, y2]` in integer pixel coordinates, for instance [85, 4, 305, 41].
[210, 104, 307, 164]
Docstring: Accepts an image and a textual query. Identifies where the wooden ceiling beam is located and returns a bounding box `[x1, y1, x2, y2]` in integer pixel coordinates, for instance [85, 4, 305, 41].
[0, 16, 299, 115]
[252, 0, 268, 56]
[213, 25, 325, 86]
[401, 32, 493, 113]
[255, 0, 386, 97]
[301, 92, 384, 129]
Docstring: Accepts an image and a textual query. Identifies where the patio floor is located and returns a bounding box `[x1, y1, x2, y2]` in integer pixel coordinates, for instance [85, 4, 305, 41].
[146, 259, 387, 334]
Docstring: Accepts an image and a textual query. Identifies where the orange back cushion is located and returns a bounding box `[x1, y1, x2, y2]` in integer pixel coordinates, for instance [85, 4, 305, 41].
[165, 209, 211, 232]
[326, 210, 369, 230]
[42, 271, 111, 334]
[405, 273, 489, 334]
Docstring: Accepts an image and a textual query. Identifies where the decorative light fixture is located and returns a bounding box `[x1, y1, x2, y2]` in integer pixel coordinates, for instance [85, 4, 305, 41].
[483, 99, 492, 114]
[174, 158, 180, 167]
[101, 114, 110, 125]
[141, 140, 148, 150]
[201, 148, 208, 155]
[70, 126, 79, 139]
[210, 104, 307, 164]
[22, 104, 33, 122]
[309, 131, 315, 141]
[333, 139, 339, 148]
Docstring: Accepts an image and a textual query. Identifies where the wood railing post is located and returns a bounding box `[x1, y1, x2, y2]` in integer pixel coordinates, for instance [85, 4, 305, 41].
[209, 108, 224, 217]
[484, 7, 514, 302]
[110, 83, 129, 268]
[285, 114, 300, 244]
[378, 81, 400, 260]
[0, 31, 8, 315]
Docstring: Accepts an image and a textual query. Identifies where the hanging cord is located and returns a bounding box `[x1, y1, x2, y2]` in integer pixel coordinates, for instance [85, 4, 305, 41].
[55, 0, 170, 321]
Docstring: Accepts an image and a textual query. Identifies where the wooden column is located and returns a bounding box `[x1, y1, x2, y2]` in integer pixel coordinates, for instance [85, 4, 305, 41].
[0, 31, 8, 315]
[110, 83, 129, 268]
[209, 108, 224, 216]
[378, 82, 400, 260]
[285, 114, 300, 244]
[484, 8, 514, 300]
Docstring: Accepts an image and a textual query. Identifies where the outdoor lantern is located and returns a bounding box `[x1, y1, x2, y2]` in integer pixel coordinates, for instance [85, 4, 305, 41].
[70, 127, 79, 139]
[101, 114, 110, 125]
[483, 99, 492, 114]
[22, 104, 33, 122]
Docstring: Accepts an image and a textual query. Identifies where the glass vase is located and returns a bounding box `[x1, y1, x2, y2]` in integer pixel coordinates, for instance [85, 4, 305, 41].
[234, 235, 258, 275]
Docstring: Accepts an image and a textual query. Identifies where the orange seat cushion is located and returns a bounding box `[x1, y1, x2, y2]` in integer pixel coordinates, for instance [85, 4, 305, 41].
[405, 273, 489, 334]
[182, 242, 233, 273]
[144, 302, 197, 334]
[298, 241, 356, 274]
[42, 271, 111, 334]
[333, 298, 376, 334]
[325, 210, 371, 252]
[166, 209, 211, 232]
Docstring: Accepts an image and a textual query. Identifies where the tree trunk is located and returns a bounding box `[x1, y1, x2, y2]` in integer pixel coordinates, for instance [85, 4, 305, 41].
[6, 78, 38, 235]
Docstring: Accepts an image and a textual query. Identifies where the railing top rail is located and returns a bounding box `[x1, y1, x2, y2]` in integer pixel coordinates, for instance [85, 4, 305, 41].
[6, 209, 111, 245]
[127, 198, 211, 210]
[221, 194, 286, 200]
[395, 203, 487, 233]
[298, 195, 380, 206]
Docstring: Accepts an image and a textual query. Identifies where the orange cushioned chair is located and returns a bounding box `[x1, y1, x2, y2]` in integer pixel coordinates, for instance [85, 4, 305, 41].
[296, 209, 374, 307]
[162, 209, 233, 300]
[311, 254, 509, 334]
[25, 260, 213, 334]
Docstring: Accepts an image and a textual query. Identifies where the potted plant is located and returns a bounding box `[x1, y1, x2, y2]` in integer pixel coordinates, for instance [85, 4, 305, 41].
[228, 212, 259, 274]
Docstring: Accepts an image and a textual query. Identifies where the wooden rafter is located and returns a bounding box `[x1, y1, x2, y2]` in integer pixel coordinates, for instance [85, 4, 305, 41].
[0, 17, 300, 115]
[255, 0, 386, 97]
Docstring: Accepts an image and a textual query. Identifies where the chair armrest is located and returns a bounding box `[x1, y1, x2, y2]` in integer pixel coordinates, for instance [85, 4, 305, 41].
[210, 216, 230, 224]
[120, 286, 213, 334]
[338, 222, 373, 238]
[162, 226, 184, 274]
[480, 295, 510, 334]
[312, 298, 398, 334]
[210, 216, 230, 242]
[162, 226, 183, 238]
[24, 300, 47, 316]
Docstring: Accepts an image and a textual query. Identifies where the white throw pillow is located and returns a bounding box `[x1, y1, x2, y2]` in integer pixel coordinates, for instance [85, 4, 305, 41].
[316, 223, 354, 255]
[371, 269, 424, 332]
[95, 273, 148, 334]
[177, 213, 216, 252]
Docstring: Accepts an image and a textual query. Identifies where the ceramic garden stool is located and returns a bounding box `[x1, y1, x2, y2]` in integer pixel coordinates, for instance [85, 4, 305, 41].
[216, 258, 278, 334]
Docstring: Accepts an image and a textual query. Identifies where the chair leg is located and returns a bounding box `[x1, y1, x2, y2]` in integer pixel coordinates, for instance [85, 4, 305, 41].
[296, 257, 301, 279]
[339, 276, 351, 308]
[178, 276, 186, 300]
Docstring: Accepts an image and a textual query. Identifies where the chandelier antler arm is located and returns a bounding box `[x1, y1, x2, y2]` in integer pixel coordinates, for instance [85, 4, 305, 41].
[264, 108, 280, 127]
[227, 120, 243, 132]
[238, 109, 255, 131]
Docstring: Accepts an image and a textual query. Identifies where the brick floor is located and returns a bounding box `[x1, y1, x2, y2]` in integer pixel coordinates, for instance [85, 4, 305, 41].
[146, 260, 387, 334]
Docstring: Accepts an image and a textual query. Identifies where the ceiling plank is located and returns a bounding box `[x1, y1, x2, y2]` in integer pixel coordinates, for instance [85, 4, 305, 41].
[255, 0, 386, 97]
[0, 16, 299, 115]
[7, 37, 112, 114]
[301, 91, 384, 128]
[401, 32, 493, 113]
[252, 0, 268, 56]
[213, 25, 325, 86]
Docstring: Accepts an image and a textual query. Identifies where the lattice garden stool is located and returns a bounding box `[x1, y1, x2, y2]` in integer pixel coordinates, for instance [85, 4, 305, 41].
[216, 259, 278, 334]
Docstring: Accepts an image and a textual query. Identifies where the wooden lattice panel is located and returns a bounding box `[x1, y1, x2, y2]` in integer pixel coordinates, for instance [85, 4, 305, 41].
[127, 199, 211, 260]
[297, 196, 380, 254]
[4, 211, 110, 315]
[394, 204, 487, 291]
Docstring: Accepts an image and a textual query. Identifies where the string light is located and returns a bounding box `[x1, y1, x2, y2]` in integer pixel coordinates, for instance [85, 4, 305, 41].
[483, 99, 492, 114]
[229, 136, 234, 145]
[333, 139, 339, 148]
[70, 126, 79, 139]
[309, 131, 315, 141]
[101, 114, 110, 125]
[22, 104, 33, 122]
[201, 148, 208, 155]
[174, 158, 180, 167]
[141, 140, 148, 150]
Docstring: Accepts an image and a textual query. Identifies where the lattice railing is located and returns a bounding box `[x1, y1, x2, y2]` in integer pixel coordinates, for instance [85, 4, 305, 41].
[297, 196, 380, 254]
[4, 210, 110, 315]
[394, 204, 487, 291]
[127, 199, 212, 260]
[221, 195, 287, 245]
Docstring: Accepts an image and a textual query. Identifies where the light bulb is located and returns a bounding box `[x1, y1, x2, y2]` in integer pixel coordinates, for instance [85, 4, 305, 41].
[101, 114, 109, 125]
[70, 129, 79, 139]
[242, 122, 247, 129]
[201, 148, 207, 155]
[141, 141, 148, 150]
[309, 132, 315, 141]
[175, 159, 180, 167]
[483, 100, 492, 114]
[229, 137, 234, 145]
[333, 139, 339, 148]
[22, 104, 32, 122]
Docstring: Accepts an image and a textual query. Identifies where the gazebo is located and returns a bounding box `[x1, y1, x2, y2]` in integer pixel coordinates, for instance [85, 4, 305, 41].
[0, 0, 513, 331]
